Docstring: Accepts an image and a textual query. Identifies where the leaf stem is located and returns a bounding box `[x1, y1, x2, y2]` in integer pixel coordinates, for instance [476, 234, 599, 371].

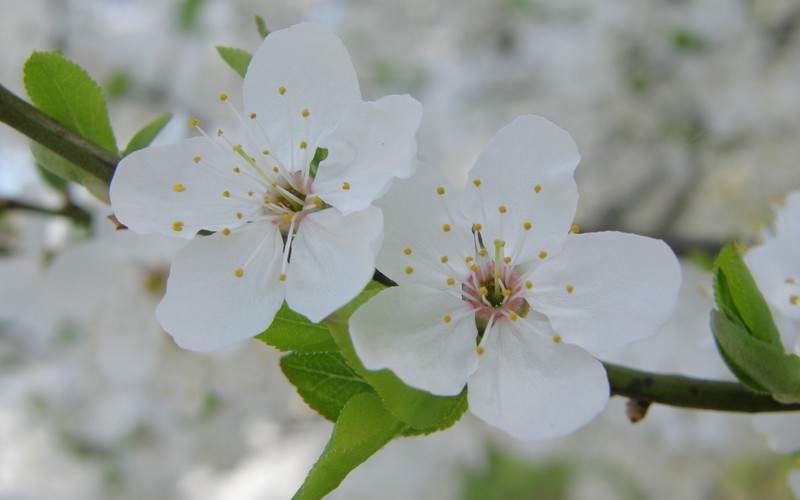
[0, 198, 92, 227]
[0, 83, 119, 186]
[604, 362, 800, 412]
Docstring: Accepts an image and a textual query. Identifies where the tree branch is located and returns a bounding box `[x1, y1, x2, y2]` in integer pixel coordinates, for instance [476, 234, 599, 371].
[605, 362, 800, 413]
[0, 83, 119, 185]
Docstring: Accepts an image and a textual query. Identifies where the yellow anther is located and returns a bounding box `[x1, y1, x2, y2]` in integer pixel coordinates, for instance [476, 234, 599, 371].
[498, 205, 507, 214]
[233, 167, 240, 173]
[791, 295, 799, 306]
[279, 274, 287, 282]
[278, 86, 286, 95]
[405, 266, 414, 275]
[236, 212, 243, 220]
[247, 191, 253, 197]
[447, 277, 455, 286]
[443, 224, 451, 232]
[566, 285, 574, 294]
[502, 289, 511, 297]
[509, 312, 518, 321]
[786, 278, 797, 284]
[504, 256, 512, 264]
[342, 182, 351, 190]
[539, 251, 548, 259]
[262, 149, 270, 155]
[222, 228, 231, 236]
[404, 248, 412, 255]
[192, 156, 201, 164]
[234, 268, 244, 278]
[172, 183, 186, 193]
[473, 179, 482, 187]
[223, 190, 231, 198]
[523, 221, 532, 231]
[312, 197, 322, 206]
[436, 186, 446, 195]
[302, 108, 310, 117]
[172, 221, 184, 232]
[534, 184, 542, 193]
[470, 264, 479, 273]
[473, 223, 482, 232]
[217, 129, 223, 136]
[443, 315, 452, 324]
[525, 281, 533, 289]
[441, 256, 449, 264]
[479, 287, 488, 296]
[263, 197, 270, 205]
[299, 141, 308, 149]
[188, 118, 199, 127]
[272, 166, 279, 173]
[283, 213, 292, 222]
[553, 335, 562, 344]
[219, 93, 228, 101]
[571, 224, 580, 233]
[479, 249, 488, 257]
[465, 256, 474, 263]
[476, 346, 485, 356]
[250, 112, 257, 119]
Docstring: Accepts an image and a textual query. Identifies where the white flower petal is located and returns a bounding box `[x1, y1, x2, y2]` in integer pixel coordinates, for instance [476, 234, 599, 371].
[468, 319, 609, 440]
[375, 162, 474, 287]
[350, 285, 480, 396]
[530, 232, 681, 355]
[461, 115, 580, 263]
[314, 94, 422, 215]
[110, 137, 259, 237]
[157, 221, 285, 351]
[243, 23, 361, 172]
[285, 206, 383, 322]
[745, 236, 800, 322]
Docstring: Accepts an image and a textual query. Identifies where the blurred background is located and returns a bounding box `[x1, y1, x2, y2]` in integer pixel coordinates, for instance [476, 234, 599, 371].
[1, 0, 799, 498]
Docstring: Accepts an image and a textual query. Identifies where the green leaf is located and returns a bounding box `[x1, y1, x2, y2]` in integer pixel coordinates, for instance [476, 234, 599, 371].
[216, 46, 252, 79]
[280, 352, 373, 422]
[711, 310, 800, 401]
[24, 52, 117, 154]
[30, 143, 109, 203]
[292, 392, 405, 500]
[256, 302, 338, 353]
[713, 243, 783, 348]
[255, 15, 270, 38]
[326, 285, 468, 435]
[123, 113, 172, 157]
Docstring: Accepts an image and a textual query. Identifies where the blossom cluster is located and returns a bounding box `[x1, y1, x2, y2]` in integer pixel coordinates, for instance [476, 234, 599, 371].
[110, 23, 682, 440]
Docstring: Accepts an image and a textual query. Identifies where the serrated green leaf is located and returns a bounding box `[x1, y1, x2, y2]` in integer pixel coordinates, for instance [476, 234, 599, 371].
[216, 46, 252, 79]
[713, 243, 783, 347]
[325, 285, 468, 435]
[280, 352, 373, 422]
[711, 310, 800, 401]
[30, 143, 109, 203]
[255, 15, 270, 38]
[256, 302, 338, 353]
[123, 113, 172, 156]
[292, 392, 405, 500]
[24, 51, 117, 154]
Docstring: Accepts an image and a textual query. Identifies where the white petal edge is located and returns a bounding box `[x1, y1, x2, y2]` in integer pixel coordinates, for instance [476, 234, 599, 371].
[349, 285, 480, 396]
[374, 162, 474, 287]
[460, 115, 580, 263]
[110, 137, 259, 237]
[468, 318, 609, 440]
[745, 236, 800, 322]
[529, 231, 681, 355]
[157, 221, 285, 351]
[314, 94, 422, 215]
[285, 206, 383, 322]
[243, 22, 361, 173]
